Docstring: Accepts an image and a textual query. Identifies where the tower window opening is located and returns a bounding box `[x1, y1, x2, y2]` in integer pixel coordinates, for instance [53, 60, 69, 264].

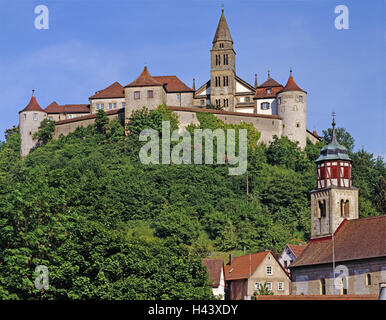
[320, 279, 326, 295]
[296, 123, 300, 128]
[223, 54, 229, 65]
[245, 97, 250, 103]
[23, 114, 27, 120]
[318, 200, 326, 218]
[33, 113, 38, 121]
[299, 95, 303, 102]
[219, 43, 224, 48]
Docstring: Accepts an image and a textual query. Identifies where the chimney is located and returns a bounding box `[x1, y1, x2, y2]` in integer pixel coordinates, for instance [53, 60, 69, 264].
[229, 254, 234, 265]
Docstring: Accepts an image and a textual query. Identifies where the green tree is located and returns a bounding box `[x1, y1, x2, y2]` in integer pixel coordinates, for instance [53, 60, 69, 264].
[373, 175, 386, 214]
[95, 110, 109, 134]
[33, 119, 55, 145]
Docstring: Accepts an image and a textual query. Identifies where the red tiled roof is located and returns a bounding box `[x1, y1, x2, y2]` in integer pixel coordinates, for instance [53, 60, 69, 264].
[19, 96, 46, 113]
[254, 85, 283, 99]
[258, 77, 283, 88]
[203, 259, 224, 288]
[89, 81, 124, 99]
[288, 244, 307, 258]
[125, 66, 163, 88]
[224, 251, 269, 281]
[279, 75, 306, 93]
[45, 102, 90, 114]
[153, 76, 194, 93]
[290, 215, 386, 268]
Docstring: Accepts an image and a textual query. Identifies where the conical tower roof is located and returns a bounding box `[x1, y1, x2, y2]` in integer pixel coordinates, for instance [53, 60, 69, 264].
[279, 71, 306, 93]
[125, 66, 163, 88]
[19, 95, 46, 113]
[212, 10, 233, 44]
[316, 118, 351, 163]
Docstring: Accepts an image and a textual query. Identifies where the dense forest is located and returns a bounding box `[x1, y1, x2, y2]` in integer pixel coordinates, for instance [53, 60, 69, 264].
[0, 106, 384, 299]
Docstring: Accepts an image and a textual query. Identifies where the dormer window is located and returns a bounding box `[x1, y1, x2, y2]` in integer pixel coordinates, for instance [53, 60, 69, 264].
[266, 88, 272, 94]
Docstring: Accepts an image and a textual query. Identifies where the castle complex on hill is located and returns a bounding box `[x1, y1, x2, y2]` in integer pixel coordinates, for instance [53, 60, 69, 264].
[18, 9, 320, 157]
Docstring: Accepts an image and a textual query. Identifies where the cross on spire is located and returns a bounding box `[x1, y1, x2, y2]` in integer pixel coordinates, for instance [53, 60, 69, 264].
[332, 112, 336, 128]
[221, 3, 224, 13]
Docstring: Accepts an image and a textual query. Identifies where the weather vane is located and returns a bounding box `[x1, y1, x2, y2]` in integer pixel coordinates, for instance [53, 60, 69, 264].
[221, 3, 224, 13]
[332, 112, 336, 128]
[32, 89, 35, 96]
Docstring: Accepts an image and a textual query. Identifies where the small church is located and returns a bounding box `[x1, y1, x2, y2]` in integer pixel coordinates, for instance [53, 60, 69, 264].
[289, 118, 385, 296]
[18, 9, 320, 157]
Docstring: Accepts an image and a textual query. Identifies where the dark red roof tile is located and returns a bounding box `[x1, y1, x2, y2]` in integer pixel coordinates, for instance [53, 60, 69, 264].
[290, 215, 386, 268]
[19, 96, 45, 113]
[153, 76, 193, 93]
[89, 81, 124, 99]
[279, 75, 306, 93]
[45, 103, 90, 114]
[125, 66, 163, 88]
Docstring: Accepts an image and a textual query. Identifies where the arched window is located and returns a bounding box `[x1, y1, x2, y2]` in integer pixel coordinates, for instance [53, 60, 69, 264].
[340, 200, 345, 217]
[366, 273, 371, 286]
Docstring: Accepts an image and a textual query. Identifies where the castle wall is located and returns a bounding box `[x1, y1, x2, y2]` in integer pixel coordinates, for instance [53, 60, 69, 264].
[53, 111, 123, 138]
[168, 107, 283, 145]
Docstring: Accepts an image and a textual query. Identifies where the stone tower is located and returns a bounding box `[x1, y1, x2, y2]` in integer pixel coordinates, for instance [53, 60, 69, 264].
[19, 93, 47, 157]
[210, 9, 236, 111]
[310, 117, 359, 239]
[277, 71, 307, 149]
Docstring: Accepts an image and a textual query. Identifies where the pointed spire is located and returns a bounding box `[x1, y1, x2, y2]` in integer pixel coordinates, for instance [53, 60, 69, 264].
[254, 73, 258, 89]
[331, 112, 337, 143]
[212, 9, 233, 44]
[192, 78, 196, 91]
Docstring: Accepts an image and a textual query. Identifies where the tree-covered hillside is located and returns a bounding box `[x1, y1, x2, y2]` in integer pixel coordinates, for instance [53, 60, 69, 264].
[0, 107, 384, 299]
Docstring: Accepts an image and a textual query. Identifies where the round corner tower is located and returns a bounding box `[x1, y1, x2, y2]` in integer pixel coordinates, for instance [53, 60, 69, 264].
[277, 71, 307, 149]
[19, 94, 47, 157]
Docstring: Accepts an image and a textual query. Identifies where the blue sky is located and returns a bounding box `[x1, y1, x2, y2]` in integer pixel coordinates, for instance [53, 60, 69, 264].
[0, 0, 384, 157]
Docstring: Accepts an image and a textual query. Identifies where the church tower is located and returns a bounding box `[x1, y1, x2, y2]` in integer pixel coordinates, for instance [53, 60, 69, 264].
[310, 116, 359, 239]
[210, 8, 236, 111]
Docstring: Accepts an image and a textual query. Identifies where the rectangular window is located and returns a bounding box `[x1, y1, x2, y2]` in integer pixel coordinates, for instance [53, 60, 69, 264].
[134, 91, 140, 100]
[96, 104, 100, 110]
[299, 95, 303, 102]
[100, 103, 104, 110]
[33, 113, 38, 120]
[266, 282, 272, 291]
[122, 102, 126, 108]
[109, 103, 112, 110]
[278, 97, 281, 104]
[200, 99, 205, 106]
[113, 103, 117, 109]
[245, 97, 250, 103]
[223, 54, 228, 65]
[177, 93, 181, 101]
[48, 116, 53, 121]
[278, 282, 284, 291]
[266, 266, 272, 276]
[267, 88, 272, 94]
[254, 282, 260, 290]
[261, 102, 270, 110]
[23, 114, 27, 120]
[148, 90, 153, 98]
